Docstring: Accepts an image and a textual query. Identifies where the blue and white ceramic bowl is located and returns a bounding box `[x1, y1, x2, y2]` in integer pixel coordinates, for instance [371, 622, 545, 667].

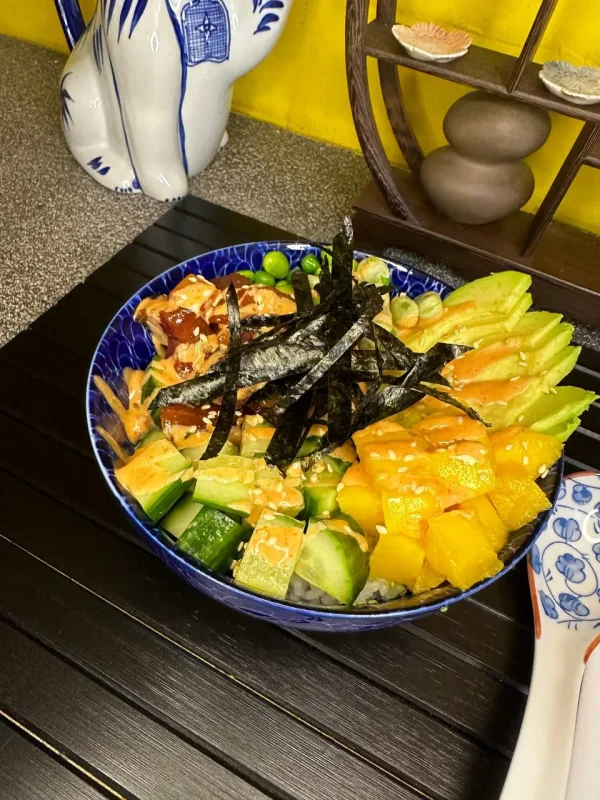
[87, 242, 563, 632]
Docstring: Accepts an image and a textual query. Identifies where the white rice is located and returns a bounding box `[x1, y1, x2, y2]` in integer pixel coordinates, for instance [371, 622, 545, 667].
[287, 574, 407, 607]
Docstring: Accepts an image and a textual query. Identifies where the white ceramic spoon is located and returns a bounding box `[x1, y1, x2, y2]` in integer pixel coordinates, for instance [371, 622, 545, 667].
[564, 642, 600, 800]
[500, 472, 600, 800]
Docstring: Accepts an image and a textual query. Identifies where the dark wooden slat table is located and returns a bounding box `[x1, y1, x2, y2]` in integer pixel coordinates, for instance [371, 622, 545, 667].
[1, 197, 599, 800]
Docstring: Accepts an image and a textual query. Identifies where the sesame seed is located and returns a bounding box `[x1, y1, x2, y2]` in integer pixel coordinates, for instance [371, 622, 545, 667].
[235, 410, 242, 417]
[337, 483, 345, 492]
[518, 361, 527, 368]
[193, 327, 200, 337]
[387, 449, 397, 460]
[201, 404, 211, 410]
[370, 452, 382, 459]
[268, 501, 278, 510]
[237, 541, 244, 551]
[326, 463, 333, 473]
[519, 352, 527, 360]
[276, 482, 283, 493]
[375, 525, 387, 535]
[522, 441, 528, 450]
[505, 444, 513, 451]
[523, 456, 530, 466]
[396, 466, 408, 473]
[246, 433, 257, 441]
[404, 454, 416, 461]
[310, 474, 318, 483]
[510, 376, 520, 382]
[472, 339, 482, 348]
[252, 488, 262, 496]
[457, 326, 467, 333]
[550, 387, 558, 394]
[202, 416, 211, 425]
[517, 415, 525, 422]
[208, 411, 217, 419]
[457, 416, 465, 424]
[414, 486, 425, 495]
[376, 428, 384, 436]
[496, 400, 508, 406]
[538, 464, 547, 475]
[321, 511, 330, 518]
[188, 425, 198, 433]
[541, 468, 549, 478]
[179, 293, 188, 301]
[540, 370, 548, 376]
[480, 448, 487, 455]
[263, 514, 276, 521]
[410, 441, 417, 447]
[188, 275, 198, 282]
[199, 334, 208, 343]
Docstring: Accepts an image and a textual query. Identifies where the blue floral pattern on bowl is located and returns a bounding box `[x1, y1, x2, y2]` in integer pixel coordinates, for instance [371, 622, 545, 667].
[532, 473, 600, 629]
[87, 242, 563, 632]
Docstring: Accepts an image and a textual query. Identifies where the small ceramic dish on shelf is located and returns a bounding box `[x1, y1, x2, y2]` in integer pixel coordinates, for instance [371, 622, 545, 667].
[391, 22, 472, 64]
[539, 61, 600, 106]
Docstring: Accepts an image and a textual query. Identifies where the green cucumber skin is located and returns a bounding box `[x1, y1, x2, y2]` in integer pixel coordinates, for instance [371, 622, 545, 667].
[295, 527, 370, 605]
[162, 494, 204, 538]
[303, 484, 339, 520]
[178, 507, 247, 572]
[141, 478, 192, 523]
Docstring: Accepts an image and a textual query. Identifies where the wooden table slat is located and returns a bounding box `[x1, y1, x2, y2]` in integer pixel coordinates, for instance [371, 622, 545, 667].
[0, 472, 509, 799]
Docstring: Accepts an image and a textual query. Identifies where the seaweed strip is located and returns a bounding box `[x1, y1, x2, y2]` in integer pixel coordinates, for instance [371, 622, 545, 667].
[328, 218, 355, 442]
[292, 271, 313, 313]
[271, 315, 371, 420]
[265, 392, 313, 471]
[418, 383, 489, 425]
[202, 285, 241, 459]
[241, 313, 296, 329]
[356, 385, 422, 430]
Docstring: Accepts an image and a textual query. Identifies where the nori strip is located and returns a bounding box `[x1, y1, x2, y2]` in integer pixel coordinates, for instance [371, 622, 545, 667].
[202, 285, 241, 459]
[264, 392, 313, 472]
[328, 218, 355, 442]
[270, 315, 371, 420]
[152, 343, 322, 408]
[291, 270, 313, 313]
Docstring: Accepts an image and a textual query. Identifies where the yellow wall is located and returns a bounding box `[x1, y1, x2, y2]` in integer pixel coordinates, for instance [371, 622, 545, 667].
[4, 0, 600, 234]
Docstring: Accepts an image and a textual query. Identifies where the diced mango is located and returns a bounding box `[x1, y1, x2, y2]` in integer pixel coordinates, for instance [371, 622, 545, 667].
[370, 533, 426, 589]
[428, 441, 496, 503]
[490, 426, 563, 480]
[488, 467, 552, 531]
[361, 438, 430, 482]
[459, 495, 508, 553]
[426, 511, 503, 591]
[382, 488, 442, 538]
[353, 420, 413, 461]
[413, 562, 446, 594]
[412, 413, 489, 448]
[337, 464, 384, 545]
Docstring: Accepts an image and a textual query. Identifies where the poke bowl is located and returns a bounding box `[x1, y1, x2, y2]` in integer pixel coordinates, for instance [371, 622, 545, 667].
[87, 229, 582, 632]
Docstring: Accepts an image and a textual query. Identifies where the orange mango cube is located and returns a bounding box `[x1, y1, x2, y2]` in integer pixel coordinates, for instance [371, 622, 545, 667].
[488, 467, 552, 531]
[370, 533, 426, 590]
[490, 426, 562, 480]
[337, 464, 384, 546]
[413, 562, 446, 594]
[412, 413, 489, 448]
[459, 495, 508, 553]
[428, 441, 496, 503]
[426, 511, 503, 591]
[382, 488, 442, 538]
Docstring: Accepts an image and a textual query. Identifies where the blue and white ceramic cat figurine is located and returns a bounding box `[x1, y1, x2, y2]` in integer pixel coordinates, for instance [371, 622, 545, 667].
[55, 0, 292, 200]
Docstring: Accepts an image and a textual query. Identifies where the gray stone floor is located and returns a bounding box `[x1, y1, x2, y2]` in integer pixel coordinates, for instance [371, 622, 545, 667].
[0, 35, 370, 346]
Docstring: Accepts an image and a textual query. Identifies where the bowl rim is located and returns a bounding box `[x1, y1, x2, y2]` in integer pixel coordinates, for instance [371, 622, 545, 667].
[86, 240, 564, 621]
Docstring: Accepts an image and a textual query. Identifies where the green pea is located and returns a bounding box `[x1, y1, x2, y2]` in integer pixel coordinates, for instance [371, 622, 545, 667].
[237, 269, 255, 282]
[415, 292, 443, 321]
[262, 251, 290, 280]
[301, 254, 322, 275]
[390, 294, 419, 328]
[254, 270, 276, 287]
[275, 280, 294, 295]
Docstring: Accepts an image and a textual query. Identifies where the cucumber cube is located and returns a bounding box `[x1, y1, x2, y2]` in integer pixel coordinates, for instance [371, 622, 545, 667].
[178, 507, 248, 573]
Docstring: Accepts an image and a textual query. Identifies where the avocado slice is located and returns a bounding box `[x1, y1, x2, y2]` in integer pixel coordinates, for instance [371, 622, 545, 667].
[520, 386, 598, 433]
[450, 323, 574, 383]
[444, 293, 533, 346]
[235, 511, 305, 599]
[115, 438, 192, 522]
[295, 518, 370, 605]
[545, 417, 582, 442]
[193, 455, 256, 517]
[541, 346, 581, 387]
[443, 271, 532, 314]
[477, 311, 563, 349]
[178, 506, 248, 573]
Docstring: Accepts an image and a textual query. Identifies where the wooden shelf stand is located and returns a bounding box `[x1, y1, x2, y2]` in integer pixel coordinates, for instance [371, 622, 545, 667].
[347, 0, 600, 327]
